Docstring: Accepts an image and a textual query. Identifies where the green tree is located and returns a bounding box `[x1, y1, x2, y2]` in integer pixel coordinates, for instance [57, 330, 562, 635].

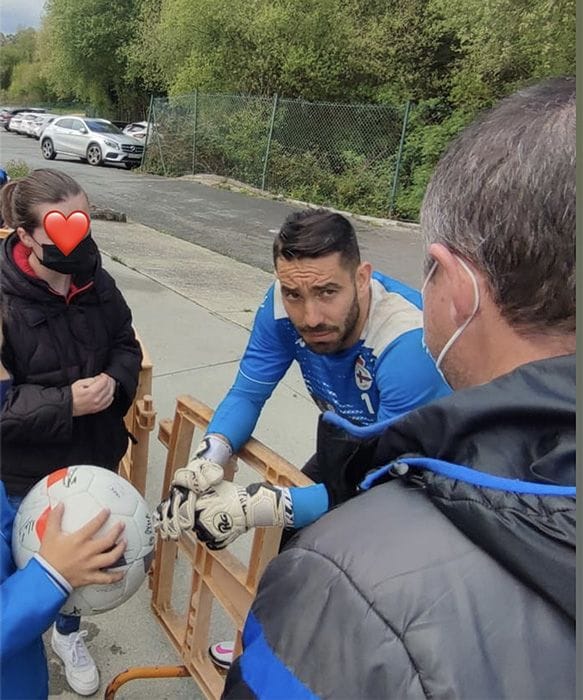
[123, 0, 166, 95]
[22, 0, 574, 219]
[40, 0, 146, 116]
[8, 61, 53, 103]
[127, 0, 448, 102]
[431, 0, 575, 110]
[0, 29, 60, 104]
[0, 29, 37, 93]
[390, 0, 576, 218]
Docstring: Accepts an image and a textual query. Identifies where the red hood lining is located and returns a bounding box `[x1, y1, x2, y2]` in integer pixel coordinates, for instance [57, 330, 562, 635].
[12, 240, 93, 302]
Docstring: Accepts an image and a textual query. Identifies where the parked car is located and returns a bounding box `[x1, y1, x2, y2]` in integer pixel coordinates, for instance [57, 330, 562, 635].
[8, 112, 32, 134]
[21, 113, 45, 137]
[41, 116, 144, 168]
[122, 121, 152, 141]
[0, 107, 20, 130]
[1, 107, 46, 131]
[31, 113, 59, 139]
[18, 113, 35, 136]
[11, 111, 46, 135]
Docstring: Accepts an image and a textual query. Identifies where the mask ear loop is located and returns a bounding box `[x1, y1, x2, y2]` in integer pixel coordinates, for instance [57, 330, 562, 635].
[435, 257, 480, 370]
[421, 260, 438, 296]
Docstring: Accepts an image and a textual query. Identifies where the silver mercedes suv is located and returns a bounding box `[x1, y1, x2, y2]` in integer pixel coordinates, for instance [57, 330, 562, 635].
[40, 116, 144, 169]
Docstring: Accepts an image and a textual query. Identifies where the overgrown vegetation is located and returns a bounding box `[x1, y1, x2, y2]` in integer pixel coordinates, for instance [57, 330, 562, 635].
[4, 159, 31, 180]
[0, 0, 574, 218]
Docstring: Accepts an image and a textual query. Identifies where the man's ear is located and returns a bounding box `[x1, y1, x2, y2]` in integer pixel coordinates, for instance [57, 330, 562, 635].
[355, 261, 372, 292]
[16, 226, 34, 249]
[427, 243, 478, 324]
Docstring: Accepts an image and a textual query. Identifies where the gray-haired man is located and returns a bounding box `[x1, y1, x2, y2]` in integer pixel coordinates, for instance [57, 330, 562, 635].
[223, 77, 576, 699]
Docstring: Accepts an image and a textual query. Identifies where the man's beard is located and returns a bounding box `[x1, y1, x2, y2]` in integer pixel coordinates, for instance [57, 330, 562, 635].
[300, 292, 361, 355]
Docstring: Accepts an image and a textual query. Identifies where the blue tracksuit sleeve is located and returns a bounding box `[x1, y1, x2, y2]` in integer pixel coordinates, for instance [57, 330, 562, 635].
[289, 484, 329, 529]
[1, 481, 73, 699]
[208, 286, 294, 451]
[207, 371, 279, 452]
[375, 328, 450, 422]
[1, 559, 68, 660]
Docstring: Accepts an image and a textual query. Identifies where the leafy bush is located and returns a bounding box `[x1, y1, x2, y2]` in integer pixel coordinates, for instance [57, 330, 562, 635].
[5, 159, 31, 180]
[393, 101, 473, 220]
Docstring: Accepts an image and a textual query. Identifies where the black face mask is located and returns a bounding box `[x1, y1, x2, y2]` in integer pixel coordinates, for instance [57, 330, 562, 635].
[35, 234, 99, 275]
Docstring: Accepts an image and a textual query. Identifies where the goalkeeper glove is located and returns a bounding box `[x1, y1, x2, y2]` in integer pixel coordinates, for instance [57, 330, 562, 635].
[194, 481, 294, 550]
[155, 434, 232, 540]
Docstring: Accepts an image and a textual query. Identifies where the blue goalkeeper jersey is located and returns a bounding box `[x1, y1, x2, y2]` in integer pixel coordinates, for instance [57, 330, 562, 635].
[207, 271, 450, 451]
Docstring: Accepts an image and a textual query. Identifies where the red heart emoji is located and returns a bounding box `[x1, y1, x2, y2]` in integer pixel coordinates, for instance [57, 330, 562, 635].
[43, 210, 90, 256]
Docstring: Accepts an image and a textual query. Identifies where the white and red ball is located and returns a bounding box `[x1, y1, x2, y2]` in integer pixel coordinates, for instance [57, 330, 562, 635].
[12, 465, 155, 616]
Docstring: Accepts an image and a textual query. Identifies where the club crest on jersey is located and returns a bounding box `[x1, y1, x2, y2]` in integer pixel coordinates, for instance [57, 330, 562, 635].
[355, 355, 373, 390]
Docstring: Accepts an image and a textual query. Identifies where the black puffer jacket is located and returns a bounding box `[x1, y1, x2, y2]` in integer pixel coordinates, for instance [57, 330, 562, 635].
[0, 234, 142, 496]
[225, 354, 575, 699]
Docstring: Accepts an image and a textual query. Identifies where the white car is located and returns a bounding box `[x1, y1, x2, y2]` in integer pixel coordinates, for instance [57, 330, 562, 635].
[41, 116, 144, 168]
[32, 113, 59, 139]
[122, 121, 152, 141]
[8, 112, 33, 134]
[21, 113, 45, 137]
[1, 106, 45, 131]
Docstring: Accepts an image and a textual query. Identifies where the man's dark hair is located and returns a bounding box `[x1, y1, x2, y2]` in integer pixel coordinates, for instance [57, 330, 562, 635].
[421, 76, 575, 334]
[273, 209, 361, 271]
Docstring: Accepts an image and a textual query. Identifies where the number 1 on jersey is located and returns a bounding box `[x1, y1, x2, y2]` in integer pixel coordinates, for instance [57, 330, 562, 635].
[361, 392, 375, 415]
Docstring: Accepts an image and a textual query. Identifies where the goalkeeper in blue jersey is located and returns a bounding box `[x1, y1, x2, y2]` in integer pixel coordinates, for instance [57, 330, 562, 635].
[156, 208, 449, 667]
[157, 208, 449, 538]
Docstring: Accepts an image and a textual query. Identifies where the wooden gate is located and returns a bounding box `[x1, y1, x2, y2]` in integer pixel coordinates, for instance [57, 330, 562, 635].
[117, 336, 156, 496]
[149, 395, 313, 699]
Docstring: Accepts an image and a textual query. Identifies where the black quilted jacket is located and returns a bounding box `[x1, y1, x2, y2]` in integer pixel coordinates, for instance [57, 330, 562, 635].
[0, 234, 142, 496]
[225, 354, 575, 699]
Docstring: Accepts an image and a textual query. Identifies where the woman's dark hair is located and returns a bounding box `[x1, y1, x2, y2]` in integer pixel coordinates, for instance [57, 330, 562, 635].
[0, 168, 85, 233]
[273, 208, 361, 271]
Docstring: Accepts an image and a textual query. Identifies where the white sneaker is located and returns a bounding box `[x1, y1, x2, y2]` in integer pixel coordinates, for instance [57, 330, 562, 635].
[51, 627, 100, 696]
[209, 640, 234, 669]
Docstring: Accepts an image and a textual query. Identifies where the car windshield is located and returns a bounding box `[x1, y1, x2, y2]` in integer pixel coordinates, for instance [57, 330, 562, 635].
[85, 120, 123, 134]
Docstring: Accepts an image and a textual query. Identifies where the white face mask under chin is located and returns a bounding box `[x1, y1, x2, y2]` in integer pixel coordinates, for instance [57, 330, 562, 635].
[422, 256, 480, 372]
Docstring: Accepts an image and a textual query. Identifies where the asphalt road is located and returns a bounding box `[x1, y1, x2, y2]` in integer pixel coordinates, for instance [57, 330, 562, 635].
[1, 128, 425, 286]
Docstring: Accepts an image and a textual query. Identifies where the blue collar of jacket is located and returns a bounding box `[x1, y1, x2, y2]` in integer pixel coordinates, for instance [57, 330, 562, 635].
[320, 355, 576, 619]
[359, 456, 575, 496]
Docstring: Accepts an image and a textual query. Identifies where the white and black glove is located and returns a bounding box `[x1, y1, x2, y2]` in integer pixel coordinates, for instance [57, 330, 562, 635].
[194, 482, 294, 550]
[155, 435, 233, 540]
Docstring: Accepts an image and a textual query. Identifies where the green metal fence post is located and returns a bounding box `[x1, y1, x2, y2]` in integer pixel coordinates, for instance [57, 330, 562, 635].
[141, 94, 155, 169]
[261, 93, 279, 191]
[388, 99, 412, 217]
[192, 89, 198, 175]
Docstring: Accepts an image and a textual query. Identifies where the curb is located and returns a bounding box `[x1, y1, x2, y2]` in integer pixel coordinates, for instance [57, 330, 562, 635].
[175, 174, 420, 233]
[90, 205, 127, 222]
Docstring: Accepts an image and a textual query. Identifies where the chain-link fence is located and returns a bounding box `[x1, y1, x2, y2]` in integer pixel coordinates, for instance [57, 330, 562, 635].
[142, 91, 412, 218]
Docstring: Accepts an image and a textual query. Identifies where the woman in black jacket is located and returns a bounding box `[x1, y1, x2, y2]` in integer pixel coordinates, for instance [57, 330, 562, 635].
[0, 168, 142, 696]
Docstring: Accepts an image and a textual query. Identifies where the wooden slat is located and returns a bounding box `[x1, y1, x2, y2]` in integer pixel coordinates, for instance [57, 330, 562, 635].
[119, 333, 156, 497]
[152, 394, 312, 699]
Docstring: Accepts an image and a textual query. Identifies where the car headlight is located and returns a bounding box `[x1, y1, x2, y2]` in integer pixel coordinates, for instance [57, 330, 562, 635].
[104, 139, 120, 150]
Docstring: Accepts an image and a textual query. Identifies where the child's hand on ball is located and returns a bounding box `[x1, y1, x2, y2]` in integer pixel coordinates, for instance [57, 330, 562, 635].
[39, 504, 127, 588]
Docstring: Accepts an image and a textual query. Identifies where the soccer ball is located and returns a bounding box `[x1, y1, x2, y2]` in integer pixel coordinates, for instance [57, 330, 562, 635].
[12, 465, 155, 616]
